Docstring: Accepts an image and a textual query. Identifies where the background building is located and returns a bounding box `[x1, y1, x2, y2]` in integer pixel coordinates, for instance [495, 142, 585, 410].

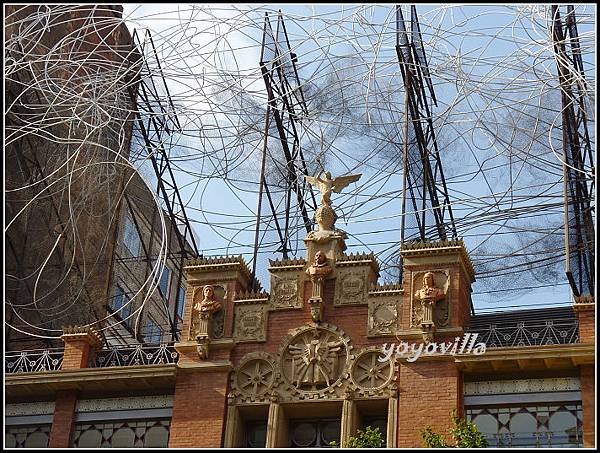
[5, 4, 197, 350]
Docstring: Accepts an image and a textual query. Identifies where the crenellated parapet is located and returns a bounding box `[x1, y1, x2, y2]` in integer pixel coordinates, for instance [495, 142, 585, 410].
[369, 282, 403, 295]
[234, 290, 270, 302]
[268, 258, 306, 271]
[401, 239, 475, 284]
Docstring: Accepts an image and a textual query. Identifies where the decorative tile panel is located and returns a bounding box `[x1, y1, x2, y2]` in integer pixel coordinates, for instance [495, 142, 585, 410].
[368, 297, 401, 336]
[270, 272, 303, 310]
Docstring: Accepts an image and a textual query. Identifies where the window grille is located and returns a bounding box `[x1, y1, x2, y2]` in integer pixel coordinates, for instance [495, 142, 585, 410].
[5, 425, 51, 448]
[71, 419, 170, 448]
[467, 403, 583, 448]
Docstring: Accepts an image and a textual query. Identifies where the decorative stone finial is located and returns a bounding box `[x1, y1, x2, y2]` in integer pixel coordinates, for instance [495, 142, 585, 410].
[305, 170, 361, 232]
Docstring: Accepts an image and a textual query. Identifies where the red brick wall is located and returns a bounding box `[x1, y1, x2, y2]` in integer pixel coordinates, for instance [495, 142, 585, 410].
[168, 370, 229, 448]
[576, 309, 595, 343]
[581, 364, 595, 448]
[397, 361, 462, 447]
[48, 390, 78, 447]
[62, 339, 92, 369]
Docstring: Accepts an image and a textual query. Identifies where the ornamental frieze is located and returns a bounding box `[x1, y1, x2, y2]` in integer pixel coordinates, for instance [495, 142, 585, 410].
[228, 323, 408, 405]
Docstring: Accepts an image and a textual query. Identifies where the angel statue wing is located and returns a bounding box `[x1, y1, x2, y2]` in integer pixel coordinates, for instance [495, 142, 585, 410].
[304, 175, 319, 188]
[332, 174, 362, 193]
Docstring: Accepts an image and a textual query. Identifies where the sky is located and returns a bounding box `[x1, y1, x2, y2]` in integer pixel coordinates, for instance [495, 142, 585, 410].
[120, 4, 596, 314]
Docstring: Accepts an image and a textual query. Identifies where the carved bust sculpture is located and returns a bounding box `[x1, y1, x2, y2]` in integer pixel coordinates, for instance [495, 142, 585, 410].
[306, 251, 333, 279]
[414, 272, 444, 303]
[196, 285, 222, 315]
[191, 285, 222, 339]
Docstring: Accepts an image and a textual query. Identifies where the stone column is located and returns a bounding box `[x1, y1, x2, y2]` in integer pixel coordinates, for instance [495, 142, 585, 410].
[340, 396, 359, 447]
[266, 398, 288, 448]
[49, 327, 102, 447]
[387, 393, 398, 448]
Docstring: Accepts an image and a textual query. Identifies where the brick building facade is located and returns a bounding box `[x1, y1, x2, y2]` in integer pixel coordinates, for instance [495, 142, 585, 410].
[5, 224, 596, 448]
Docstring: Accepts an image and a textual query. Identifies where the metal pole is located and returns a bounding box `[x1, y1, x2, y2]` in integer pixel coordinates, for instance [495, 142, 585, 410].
[399, 69, 411, 283]
[251, 105, 272, 289]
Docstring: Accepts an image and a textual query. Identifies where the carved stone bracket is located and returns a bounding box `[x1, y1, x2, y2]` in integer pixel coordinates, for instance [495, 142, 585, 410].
[309, 297, 323, 322]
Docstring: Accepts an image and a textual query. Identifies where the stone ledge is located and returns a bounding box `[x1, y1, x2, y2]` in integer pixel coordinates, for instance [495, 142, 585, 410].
[390, 327, 464, 341]
[454, 343, 595, 372]
[176, 360, 232, 373]
[175, 339, 235, 353]
[5, 365, 178, 400]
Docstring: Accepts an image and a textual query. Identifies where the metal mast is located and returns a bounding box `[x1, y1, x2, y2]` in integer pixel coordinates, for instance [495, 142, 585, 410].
[127, 29, 201, 341]
[252, 11, 317, 273]
[550, 5, 595, 298]
[396, 5, 457, 245]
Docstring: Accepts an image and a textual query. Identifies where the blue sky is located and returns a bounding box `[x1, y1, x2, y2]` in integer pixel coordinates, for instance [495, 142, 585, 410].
[122, 4, 596, 313]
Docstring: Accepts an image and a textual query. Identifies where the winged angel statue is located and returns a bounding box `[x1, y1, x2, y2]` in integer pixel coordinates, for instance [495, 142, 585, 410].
[305, 171, 362, 207]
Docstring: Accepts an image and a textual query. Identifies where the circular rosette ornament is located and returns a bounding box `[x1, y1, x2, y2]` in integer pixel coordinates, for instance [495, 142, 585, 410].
[234, 352, 276, 399]
[280, 324, 352, 393]
[351, 349, 394, 391]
